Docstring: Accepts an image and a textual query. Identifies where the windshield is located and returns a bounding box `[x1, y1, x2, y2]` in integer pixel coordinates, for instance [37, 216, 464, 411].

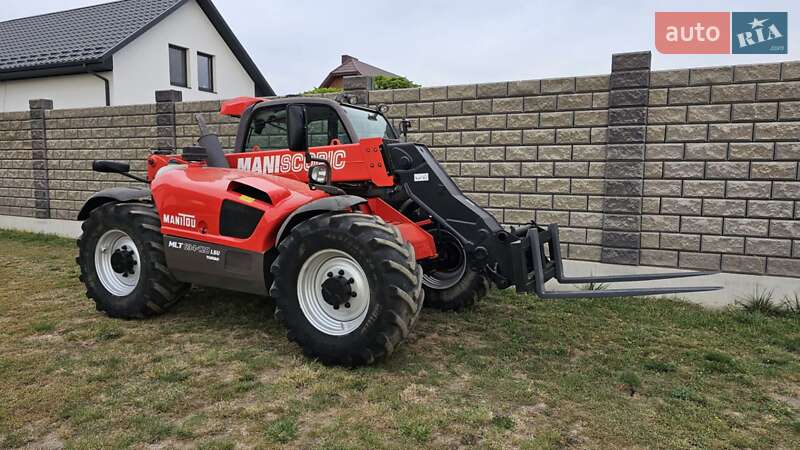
[341, 105, 397, 140]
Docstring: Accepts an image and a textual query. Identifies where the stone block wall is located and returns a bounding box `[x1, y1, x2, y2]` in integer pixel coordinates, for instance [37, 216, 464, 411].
[365, 53, 800, 276]
[367, 68, 612, 264]
[0, 51, 797, 278]
[43, 103, 160, 219]
[641, 62, 800, 276]
[0, 110, 34, 217]
[174, 100, 240, 150]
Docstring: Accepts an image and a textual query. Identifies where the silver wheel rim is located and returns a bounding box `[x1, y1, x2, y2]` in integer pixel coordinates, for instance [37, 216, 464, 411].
[94, 229, 141, 297]
[297, 249, 370, 336]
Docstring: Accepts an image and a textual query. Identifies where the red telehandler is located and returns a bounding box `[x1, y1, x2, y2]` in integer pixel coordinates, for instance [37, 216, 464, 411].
[76, 96, 719, 365]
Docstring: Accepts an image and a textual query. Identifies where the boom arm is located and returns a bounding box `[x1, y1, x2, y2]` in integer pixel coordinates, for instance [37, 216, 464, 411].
[382, 142, 720, 298]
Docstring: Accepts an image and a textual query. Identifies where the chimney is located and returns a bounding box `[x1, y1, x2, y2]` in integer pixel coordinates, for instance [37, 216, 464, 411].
[341, 54, 357, 64]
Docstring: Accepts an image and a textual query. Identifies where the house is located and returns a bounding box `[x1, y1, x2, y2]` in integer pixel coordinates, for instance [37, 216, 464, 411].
[319, 55, 398, 89]
[0, 0, 274, 112]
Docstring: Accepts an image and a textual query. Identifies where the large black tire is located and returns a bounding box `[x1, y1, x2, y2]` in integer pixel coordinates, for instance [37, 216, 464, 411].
[394, 199, 492, 312]
[423, 269, 491, 311]
[270, 212, 424, 366]
[77, 202, 187, 319]
[420, 229, 491, 311]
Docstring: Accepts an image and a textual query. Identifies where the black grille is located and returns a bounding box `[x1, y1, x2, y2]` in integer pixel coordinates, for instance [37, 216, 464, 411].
[220, 200, 264, 239]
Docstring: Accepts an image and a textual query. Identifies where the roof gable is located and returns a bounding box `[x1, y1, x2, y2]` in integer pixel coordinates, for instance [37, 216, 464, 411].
[0, 0, 274, 96]
[320, 55, 399, 88]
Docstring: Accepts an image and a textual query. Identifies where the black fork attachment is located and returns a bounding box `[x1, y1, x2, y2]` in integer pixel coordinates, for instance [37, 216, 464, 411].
[508, 224, 720, 298]
[383, 141, 721, 299]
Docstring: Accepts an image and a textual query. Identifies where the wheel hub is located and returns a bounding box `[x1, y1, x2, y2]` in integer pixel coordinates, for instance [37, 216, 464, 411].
[321, 271, 356, 309]
[297, 249, 370, 336]
[110, 246, 137, 277]
[94, 229, 141, 297]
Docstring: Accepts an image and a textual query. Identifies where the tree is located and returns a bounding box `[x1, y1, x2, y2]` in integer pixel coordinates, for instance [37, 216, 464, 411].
[303, 87, 342, 95]
[373, 75, 420, 90]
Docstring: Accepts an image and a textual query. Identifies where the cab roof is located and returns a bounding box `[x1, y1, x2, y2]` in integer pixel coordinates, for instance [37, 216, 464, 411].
[220, 96, 264, 117]
[220, 95, 370, 118]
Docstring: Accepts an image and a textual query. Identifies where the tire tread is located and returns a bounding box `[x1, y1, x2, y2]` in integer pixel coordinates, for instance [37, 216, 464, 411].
[76, 201, 187, 319]
[271, 212, 424, 366]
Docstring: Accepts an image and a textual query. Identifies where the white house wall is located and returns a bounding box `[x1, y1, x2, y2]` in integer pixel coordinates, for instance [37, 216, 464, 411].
[0, 72, 111, 112]
[112, 0, 255, 105]
[0, 0, 257, 112]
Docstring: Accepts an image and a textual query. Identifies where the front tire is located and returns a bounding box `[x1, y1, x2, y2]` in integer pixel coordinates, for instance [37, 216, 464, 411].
[423, 269, 491, 311]
[77, 202, 187, 319]
[421, 230, 491, 311]
[270, 212, 423, 366]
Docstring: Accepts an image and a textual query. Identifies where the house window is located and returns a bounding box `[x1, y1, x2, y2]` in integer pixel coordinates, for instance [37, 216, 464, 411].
[169, 45, 188, 87]
[198, 52, 214, 92]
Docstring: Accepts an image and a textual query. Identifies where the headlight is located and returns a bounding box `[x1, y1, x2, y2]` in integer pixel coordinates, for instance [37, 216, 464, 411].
[309, 164, 329, 185]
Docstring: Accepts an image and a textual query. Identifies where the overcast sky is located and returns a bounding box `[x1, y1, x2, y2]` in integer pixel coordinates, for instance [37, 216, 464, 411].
[2, 0, 797, 94]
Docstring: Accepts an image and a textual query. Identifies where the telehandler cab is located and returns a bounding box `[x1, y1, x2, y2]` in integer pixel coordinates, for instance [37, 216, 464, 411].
[77, 96, 719, 365]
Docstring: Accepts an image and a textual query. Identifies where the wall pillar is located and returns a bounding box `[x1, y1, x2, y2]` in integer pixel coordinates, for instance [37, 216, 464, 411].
[155, 90, 182, 150]
[342, 76, 373, 105]
[29, 99, 53, 219]
[601, 52, 651, 265]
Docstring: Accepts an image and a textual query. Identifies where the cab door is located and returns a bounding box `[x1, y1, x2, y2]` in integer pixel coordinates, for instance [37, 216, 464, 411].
[226, 104, 354, 182]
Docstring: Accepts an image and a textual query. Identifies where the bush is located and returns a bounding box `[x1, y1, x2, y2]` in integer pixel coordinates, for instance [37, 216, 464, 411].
[619, 371, 641, 396]
[373, 75, 419, 90]
[265, 417, 297, 443]
[782, 293, 800, 314]
[736, 286, 780, 315]
[303, 87, 342, 95]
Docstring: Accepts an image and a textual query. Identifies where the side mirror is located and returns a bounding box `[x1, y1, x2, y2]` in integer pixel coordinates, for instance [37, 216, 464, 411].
[92, 160, 147, 183]
[287, 104, 308, 152]
[93, 160, 130, 174]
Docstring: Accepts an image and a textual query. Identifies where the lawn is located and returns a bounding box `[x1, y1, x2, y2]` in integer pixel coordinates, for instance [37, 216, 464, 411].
[0, 229, 798, 449]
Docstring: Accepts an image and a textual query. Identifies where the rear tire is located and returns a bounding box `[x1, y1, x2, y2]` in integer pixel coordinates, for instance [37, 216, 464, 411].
[77, 202, 187, 319]
[270, 212, 424, 366]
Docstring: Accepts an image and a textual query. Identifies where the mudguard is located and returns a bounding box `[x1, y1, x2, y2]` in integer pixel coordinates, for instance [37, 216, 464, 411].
[275, 195, 366, 243]
[77, 187, 151, 220]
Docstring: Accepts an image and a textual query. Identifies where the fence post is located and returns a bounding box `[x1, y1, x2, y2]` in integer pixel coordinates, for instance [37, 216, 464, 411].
[155, 90, 182, 150]
[601, 51, 651, 265]
[29, 99, 53, 219]
[342, 76, 373, 105]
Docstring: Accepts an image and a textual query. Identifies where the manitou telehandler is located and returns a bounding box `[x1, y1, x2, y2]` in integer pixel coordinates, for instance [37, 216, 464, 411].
[76, 96, 718, 365]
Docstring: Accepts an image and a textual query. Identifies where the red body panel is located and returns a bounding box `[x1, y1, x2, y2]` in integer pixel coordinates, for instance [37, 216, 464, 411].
[362, 198, 437, 260]
[146, 109, 435, 259]
[151, 164, 326, 253]
[225, 137, 394, 187]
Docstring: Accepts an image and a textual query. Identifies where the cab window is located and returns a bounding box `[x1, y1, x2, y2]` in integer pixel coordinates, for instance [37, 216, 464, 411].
[245, 104, 351, 151]
[306, 105, 351, 147]
[244, 106, 288, 150]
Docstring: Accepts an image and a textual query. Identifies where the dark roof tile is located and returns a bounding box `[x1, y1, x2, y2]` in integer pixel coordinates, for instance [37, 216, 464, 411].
[320, 55, 399, 88]
[0, 0, 182, 71]
[0, 0, 274, 96]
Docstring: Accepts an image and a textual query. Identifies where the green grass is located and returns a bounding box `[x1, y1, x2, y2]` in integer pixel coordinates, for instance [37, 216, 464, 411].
[0, 229, 799, 449]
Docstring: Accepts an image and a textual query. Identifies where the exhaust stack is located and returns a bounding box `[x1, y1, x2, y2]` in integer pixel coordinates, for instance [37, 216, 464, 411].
[194, 113, 229, 168]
